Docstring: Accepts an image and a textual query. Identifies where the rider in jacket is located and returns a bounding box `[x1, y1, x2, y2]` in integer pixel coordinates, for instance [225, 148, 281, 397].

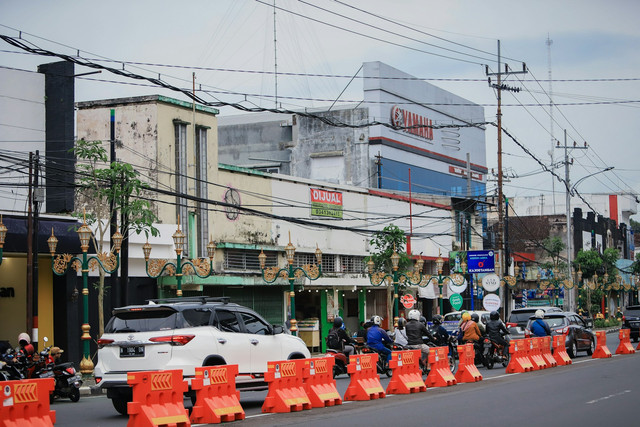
[485, 311, 510, 356]
[405, 309, 434, 366]
[431, 314, 449, 346]
[366, 315, 393, 361]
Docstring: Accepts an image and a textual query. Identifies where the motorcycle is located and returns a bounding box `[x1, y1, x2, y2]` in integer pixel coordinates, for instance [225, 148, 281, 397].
[325, 349, 349, 378]
[0, 349, 25, 381]
[426, 330, 458, 375]
[482, 335, 510, 369]
[362, 345, 392, 377]
[40, 338, 82, 403]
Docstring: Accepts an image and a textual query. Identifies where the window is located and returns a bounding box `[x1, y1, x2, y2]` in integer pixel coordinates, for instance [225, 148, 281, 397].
[174, 120, 189, 256]
[322, 254, 335, 273]
[341, 255, 365, 273]
[239, 312, 270, 335]
[294, 252, 317, 267]
[195, 126, 209, 256]
[182, 308, 212, 327]
[214, 310, 241, 333]
[224, 249, 276, 271]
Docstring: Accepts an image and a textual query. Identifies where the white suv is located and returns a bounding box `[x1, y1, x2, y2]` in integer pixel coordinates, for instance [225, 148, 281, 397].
[95, 297, 310, 415]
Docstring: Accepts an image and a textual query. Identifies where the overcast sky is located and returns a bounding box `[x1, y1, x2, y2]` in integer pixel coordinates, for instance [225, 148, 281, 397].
[1, 0, 639, 219]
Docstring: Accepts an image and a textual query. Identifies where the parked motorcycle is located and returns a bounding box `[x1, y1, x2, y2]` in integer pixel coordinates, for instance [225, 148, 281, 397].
[482, 336, 510, 369]
[41, 338, 82, 403]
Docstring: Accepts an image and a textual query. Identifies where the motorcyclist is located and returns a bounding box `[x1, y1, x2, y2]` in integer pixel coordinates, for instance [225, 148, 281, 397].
[460, 312, 481, 344]
[485, 311, 510, 356]
[366, 315, 393, 361]
[328, 317, 355, 357]
[471, 312, 486, 335]
[529, 309, 551, 337]
[17, 333, 35, 359]
[393, 317, 408, 347]
[431, 314, 449, 346]
[49, 347, 64, 365]
[405, 309, 434, 366]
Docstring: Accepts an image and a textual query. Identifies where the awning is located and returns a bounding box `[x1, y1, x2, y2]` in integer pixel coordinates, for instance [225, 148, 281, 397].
[2, 215, 96, 255]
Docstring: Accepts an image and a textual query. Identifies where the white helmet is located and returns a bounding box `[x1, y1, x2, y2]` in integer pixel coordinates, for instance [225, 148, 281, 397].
[535, 309, 544, 319]
[408, 309, 421, 321]
[371, 315, 382, 326]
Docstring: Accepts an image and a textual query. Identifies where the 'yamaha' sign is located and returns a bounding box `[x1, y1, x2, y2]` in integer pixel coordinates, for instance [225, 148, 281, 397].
[390, 105, 433, 140]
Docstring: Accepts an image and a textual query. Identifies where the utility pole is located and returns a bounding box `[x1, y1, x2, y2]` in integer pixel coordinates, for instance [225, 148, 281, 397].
[486, 40, 527, 317]
[556, 130, 587, 312]
[110, 109, 120, 309]
[27, 153, 34, 346]
[32, 151, 41, 350]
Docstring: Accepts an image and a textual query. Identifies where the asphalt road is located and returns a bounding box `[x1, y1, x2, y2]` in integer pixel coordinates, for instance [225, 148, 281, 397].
[51, 333, 634, 427]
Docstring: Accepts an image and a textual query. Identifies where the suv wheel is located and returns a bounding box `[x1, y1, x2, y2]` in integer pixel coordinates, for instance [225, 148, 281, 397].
[586, 339, 595, 356]
[568, 341, 578, 358]
[111, 397, 129, 416]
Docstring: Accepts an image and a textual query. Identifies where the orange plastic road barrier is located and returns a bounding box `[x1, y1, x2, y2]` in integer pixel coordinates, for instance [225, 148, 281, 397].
[302, 357, 342, 408]
[385, 350, 427, 394]
[552, 335, 572, 366]
[425, 346, 456, 388]
[505, 339, 534, 373]
[540, 336, 557, 367]
[527, 338, 548, 370]
[343, 353, 386, 401]
[127, 370, 190, 427]
[615, 329, 636, 355]
[0, 378, 55, 427]
[262, 359, 312, 413]
[454, 343, 482, 383]
[592, 331, 613, 359]
[189, 365, 245, 424]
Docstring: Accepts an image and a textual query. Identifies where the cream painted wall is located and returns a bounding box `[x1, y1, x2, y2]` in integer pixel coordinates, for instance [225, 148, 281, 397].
[0, 256, 54, 346]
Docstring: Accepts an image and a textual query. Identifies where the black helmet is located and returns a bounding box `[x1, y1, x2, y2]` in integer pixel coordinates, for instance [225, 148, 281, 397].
[397, 317, 406, 329]
[490, 311, 500, 321]
[470, 313, 480, 322]
[419, 316, 427, 326]
[333, 316, 344, 328]
[433, 314, 443, 325]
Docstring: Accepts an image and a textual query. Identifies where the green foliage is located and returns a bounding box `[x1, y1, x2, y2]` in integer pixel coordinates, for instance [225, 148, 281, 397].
[601, 247, 620, 275]
[632, 253, 640, 275]
[573, 249, 603, 279]
[593, 318, 620, 328]
[366, 224, 412, 274]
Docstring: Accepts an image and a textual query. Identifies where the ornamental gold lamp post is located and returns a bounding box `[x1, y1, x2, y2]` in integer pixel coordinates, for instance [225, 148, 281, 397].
[0, 215, 7, 265]
[142, 217, 216, 298]
[48, 214, 122, 375]
[538, 266, 582, 308]
[421, 252, 466, 315]
[367, 248, 424, 324]
[258, 233, 322, 335]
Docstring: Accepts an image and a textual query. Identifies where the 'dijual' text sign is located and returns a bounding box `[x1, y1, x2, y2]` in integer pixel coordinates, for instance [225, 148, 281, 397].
[310, 188, 343, 218]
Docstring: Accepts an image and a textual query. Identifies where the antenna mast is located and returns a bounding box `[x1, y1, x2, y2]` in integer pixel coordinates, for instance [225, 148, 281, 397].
[547, 35, 556, 214]
[273, 0, 278, 109]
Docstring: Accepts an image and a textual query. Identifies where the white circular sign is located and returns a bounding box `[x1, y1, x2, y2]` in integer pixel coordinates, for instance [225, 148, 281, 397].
[482, 273, 500, 292]
[483, 293, 501, 311]
[448, 278, 468, 295]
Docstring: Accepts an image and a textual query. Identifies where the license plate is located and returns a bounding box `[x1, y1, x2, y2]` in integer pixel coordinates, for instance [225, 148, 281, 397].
[120, 346, 145, 358]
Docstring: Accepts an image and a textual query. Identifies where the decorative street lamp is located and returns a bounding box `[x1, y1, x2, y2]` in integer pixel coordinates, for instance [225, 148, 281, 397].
[583, 269, 624, 317]
[367, 248, 424, 323]
[538, 266, 582, 308]
[142, 217, 217, 297]
[48, 214, 122, 375]
[420, 252, 466, 315]
[0, 215, 7, 265]
[259, 232, 322, 335]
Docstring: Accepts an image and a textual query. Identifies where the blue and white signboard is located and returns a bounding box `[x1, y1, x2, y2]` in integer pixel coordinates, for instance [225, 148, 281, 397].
[466, 250, 495, 273]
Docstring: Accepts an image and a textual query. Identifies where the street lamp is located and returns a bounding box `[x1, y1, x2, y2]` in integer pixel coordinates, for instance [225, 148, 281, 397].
[584, 269, 623, 318]
[259, 232, 322, 335]
[0, 215, 7, 265]
[143, 217, 217, 298]
[538, 266, 582, 308]
[48, 214, 122, 375]
[419, 252, 465, 315]
[367, 248, 424, 323]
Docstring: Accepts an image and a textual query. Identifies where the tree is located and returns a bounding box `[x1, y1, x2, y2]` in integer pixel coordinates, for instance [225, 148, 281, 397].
[366, 224, 411, 274]
[540, 236, 566, 272]
[632, 253, 640, 275]
[73, 139, 159, 336]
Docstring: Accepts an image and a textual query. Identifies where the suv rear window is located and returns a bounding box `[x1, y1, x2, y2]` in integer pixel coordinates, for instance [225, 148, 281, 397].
[542, 317, 567, 328]
[105, 308, 179, 333]
[509, 312, 536, 323]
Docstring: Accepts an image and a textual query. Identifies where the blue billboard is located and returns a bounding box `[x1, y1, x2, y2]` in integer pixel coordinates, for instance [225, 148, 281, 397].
[467, 250, 495, 273]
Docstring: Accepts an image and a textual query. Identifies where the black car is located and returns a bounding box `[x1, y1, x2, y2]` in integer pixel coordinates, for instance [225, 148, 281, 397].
[525, 311, 595, 358]
[623, 305, 640, 342]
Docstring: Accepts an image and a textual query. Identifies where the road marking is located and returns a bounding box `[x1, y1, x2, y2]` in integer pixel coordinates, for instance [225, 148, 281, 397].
[586, 389, 631, 404]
